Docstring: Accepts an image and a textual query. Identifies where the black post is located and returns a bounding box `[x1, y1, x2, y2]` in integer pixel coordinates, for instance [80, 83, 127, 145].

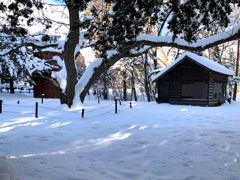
[98, 95, 100, 104]
[119, 99, 121, 105]
[82, 109, 85, 118]
[41, 94, 44, 104]
[115, 98, 118, 114]
[35, 102, 38, 118]
[0, 100, 2, 113]
[130, 102, 132, 108]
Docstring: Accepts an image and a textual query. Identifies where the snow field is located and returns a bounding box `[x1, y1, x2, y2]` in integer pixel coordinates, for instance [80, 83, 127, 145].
[0, 92, 240, 180]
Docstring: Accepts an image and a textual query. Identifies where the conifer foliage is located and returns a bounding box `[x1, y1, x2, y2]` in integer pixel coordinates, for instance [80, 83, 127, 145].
[84, 0, 237, 56]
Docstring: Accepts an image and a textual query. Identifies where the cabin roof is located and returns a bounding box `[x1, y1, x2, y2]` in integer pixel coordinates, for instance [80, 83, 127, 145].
[152, 52, 234, 82]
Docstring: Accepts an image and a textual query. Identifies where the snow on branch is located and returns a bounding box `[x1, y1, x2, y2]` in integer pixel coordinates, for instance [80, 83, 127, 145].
[229, 76, 240, 85]
[130, 23, 240, 55]
[0, 41, 59, 56]
[81, 23, 240, 61]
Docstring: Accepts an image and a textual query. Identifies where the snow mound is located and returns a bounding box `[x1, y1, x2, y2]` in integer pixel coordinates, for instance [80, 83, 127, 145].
[0, 157, 16, 180]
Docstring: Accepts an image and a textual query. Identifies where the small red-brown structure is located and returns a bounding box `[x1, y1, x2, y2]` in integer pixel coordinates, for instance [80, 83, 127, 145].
[33, 50, 63, 98]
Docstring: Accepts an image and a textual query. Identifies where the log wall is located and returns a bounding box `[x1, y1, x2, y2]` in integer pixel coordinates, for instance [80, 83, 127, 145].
[157, 58, 229, 106]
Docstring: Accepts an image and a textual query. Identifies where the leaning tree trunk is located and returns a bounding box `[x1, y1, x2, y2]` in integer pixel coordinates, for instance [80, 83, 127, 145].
[60, 4, 79, 107]
[79, 47, 133, 102]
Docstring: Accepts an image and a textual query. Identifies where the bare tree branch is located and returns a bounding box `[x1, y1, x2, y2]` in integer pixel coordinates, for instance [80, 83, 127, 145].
[130, 24, 240, 55]
[78, 23, 240, 102]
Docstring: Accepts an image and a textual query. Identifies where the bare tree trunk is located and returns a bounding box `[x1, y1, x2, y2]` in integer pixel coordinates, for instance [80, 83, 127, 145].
[53, 81, 67, 104]
[130, 69, 137, 101]
[131, 81, 137, 101]
[233, 39, 239, 101]
[143, 53, 151, 102]
[122, 70, 127, 101]
[133, 84, 137, 101]
[79, 48, 131, 102]
[103, 89, 108, 100]
[152, 48, 158, 70]
[150, 49, 158, 98]
[59, 4, 79, 107]
[100, 71, 109, 100]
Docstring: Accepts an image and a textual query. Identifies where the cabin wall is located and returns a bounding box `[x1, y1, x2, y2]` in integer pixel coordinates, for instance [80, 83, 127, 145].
[208, 71, 229, 106]
[160, 59, 210, 106]
[157, 57, 230, 107]
[33, 75, 59, 98]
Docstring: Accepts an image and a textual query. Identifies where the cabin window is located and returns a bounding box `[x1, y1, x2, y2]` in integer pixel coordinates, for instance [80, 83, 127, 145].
[182, 83, 194, 98]
[213, 83, 226, 99]
[182, 82, 208, 99]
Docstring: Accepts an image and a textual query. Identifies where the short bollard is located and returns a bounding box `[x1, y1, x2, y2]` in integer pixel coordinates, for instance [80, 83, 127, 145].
[42, 94, 45, 104]
[115, 98, 118, 114]
[82, 109, 85, 118]
[0, 100, 2, 113]
[130, 102, 132, 108]
[35, 102, 38, 118]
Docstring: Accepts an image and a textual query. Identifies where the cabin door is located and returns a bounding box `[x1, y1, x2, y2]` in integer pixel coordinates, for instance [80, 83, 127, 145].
[159, 81, 169, 103]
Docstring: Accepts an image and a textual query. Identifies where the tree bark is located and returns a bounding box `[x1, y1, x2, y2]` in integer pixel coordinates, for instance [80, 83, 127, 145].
[130, 69, 137, 101]
[52, 79, 67, 104]
[143, 53, 151, 102]
[102, 71, 109, 100]
[122, 70, 127, 101]
[60, 4, 79, 107]
[152, 48, 158, 70]
[131, 80, 137, 101]
[133, 83, 137, 101]
[233, 39, 239, 101]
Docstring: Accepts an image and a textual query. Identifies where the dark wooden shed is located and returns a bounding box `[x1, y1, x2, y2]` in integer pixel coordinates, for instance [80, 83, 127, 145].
[153, 52, 234, 106]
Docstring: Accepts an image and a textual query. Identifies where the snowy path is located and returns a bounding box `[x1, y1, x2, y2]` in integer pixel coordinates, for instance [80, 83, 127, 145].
[0, 93, 240, 180]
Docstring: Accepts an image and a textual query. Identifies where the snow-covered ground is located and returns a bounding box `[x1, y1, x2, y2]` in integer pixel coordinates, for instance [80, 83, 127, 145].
[0, 92, 240, 180]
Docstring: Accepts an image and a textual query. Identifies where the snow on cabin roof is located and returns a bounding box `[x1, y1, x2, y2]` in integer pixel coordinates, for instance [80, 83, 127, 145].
[152, 52, 234, 82]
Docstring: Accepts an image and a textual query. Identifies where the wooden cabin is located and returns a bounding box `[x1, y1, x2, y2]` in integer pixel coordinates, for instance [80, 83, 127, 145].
[153, 52, 234, 106]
